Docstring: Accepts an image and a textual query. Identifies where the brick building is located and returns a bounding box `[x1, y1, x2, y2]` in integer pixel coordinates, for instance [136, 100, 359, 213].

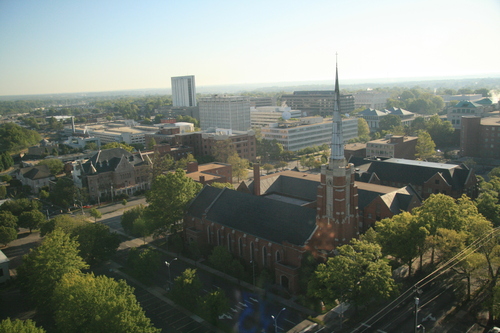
[81, 148, 152, 201]
[358, 158, 478, 199]
[185, 161, 232, 185]
[461, 116, 500, 159]
[366, 135, 418, 159]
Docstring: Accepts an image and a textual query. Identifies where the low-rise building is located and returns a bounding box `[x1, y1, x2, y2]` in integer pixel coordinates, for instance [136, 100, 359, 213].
[448, 100, 488, 129]
[366, 135, 418, 159]
[80, 148, 152, 201]
[358, 158, 478, 199]
[281, 91, 355, 117]
[185, 161, 232, 185]
[353, 91, 391, 110]
[0, 251, 10, 283]
[261, 116, 358, 151]
[15, 164, 54, 194]
[250, 106, 302, 128]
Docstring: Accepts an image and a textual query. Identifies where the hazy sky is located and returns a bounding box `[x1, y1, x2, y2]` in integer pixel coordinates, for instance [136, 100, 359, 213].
[1, 0, 499, 96]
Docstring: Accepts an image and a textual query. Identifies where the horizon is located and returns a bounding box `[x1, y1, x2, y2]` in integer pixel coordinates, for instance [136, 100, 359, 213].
[1, 0, 499, 96]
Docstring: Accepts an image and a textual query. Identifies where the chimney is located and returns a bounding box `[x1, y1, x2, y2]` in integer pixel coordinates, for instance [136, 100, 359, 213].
[187, 161, 198, 173]
[253, 163, 261, 196]
[199, 176, 205, 184]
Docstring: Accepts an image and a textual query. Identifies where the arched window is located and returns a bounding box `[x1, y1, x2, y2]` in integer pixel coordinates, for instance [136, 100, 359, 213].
[207, 226, 211, 243]
[239, 238, 243, 257]
[217, 229, 221, 246]
[281, 275, 289, 289]
[227, 234, 232, 253]
[276, 250, 281, 263]
[250, 242, 255, 261]
[262, 246, 267, 266]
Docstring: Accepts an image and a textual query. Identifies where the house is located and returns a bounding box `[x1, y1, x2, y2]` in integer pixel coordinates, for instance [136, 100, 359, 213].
[185, 161, 232, 185]
[15, 164, 54, 194]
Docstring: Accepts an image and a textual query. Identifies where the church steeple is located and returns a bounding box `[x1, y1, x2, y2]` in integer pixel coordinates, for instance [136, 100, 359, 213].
[330, 56, 344, 161]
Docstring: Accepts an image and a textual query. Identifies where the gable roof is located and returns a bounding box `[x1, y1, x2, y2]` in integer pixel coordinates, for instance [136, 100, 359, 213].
[19, 164, 52, 180]
[358, 108, 390, 116]
[455, 100, 481, 108]
[82, 148, 147, 174]
[187, 186, 317, 246]
[361, 158, 471, 191]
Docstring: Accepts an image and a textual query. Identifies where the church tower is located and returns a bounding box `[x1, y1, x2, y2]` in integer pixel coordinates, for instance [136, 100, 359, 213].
[313, 59, 359, 254]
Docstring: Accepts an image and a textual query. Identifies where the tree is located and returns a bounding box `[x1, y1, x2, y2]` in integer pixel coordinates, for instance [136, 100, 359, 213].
[213, 139, 237, 163]
[16, 230, 88, 311]
[0, 211, 18, 230]
[379, 114, 401, 132]
[39, 214, 87, 237]
[100, 142, 134, 152]
[18, 210, 45, 233]
[0, 198, 41, 217]
[147, 138, 157, 150]
[0, 318, 45, 333]
[89, 208, 102, 222]
[0, 226, 17, 246]
[72, 223, 121, 265]
[209, 182, 234, 189]
[274, 160, 288, 171]
[37, 158, 64, 175]
[48, 177, 78, 208]
[415, 130, 435, 160]
[357, 118, 370, 141]
[227, 154, 249, 182]
[474, 88, 490, 97]
[476, 190, 500, 226]
[376, 212, 428, 277]
[208, 246, 233, 274]
[145, 169, 202, 236]
[53, 272, 160, 333]
[308, 239, 398, 310]
[122, 199, 127, 206]
[425, 115, 454, 147]
[121, 205, 145, 235]
[0, 123, 41, 153]
[175, 153, 197, 170]
[83, 142, 98, 151]
[170, 268, 203, 311]
[151, 151, 175, 180]
[199, 288, 230, 325]
[262, 163, 274, 174]
[126, 247, 161, 282]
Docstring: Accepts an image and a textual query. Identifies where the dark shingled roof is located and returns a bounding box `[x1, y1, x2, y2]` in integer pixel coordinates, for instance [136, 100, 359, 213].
[361, 159, 471, 191]
[19, 164, 52, 180]
[187, 186, 317, 246]
[82, 148, 147, 174]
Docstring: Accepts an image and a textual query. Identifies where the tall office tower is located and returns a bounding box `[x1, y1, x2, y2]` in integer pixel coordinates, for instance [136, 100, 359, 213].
[198, 95, 251, 131]
[171, 75, 197, 107]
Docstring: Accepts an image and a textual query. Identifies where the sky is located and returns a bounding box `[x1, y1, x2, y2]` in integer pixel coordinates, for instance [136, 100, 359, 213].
[1, 0, 499, 96]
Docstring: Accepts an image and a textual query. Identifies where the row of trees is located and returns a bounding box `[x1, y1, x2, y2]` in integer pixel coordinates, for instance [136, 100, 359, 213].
[307, 169, 500, 314]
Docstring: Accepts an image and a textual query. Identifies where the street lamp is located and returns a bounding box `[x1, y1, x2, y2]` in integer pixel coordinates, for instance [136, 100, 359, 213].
[271, 308, 286, 333]
[250, 260, 255, 286]
[165, 258, 177, 289]
[417, 324, 425, 333]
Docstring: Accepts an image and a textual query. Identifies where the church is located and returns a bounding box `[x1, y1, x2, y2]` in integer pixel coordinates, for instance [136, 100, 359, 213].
[183, 65, 420, 293]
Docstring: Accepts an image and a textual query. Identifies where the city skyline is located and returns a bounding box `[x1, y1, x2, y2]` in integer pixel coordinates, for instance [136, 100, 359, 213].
[1, 0, 499, 96]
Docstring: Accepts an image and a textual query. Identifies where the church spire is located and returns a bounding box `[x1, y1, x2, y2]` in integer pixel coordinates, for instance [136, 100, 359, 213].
[330, 55, 344, 161]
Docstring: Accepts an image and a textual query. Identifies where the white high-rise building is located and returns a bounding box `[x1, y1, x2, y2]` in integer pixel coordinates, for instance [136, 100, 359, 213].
[171, 75, 197, 107]
[199, 95, 251, 131]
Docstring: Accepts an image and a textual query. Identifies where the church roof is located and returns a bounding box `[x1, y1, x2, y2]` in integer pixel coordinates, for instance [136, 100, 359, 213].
[187, 186, 317, 246]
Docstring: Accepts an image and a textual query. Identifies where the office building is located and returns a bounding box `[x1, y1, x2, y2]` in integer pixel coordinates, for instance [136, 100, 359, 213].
[281, 91, 355, 117]
[199, 95, 251, 131]
[171, 75, 197, 107]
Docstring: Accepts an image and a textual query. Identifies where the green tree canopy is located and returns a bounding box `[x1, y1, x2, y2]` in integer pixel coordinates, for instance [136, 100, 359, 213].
[89, 208, 102, 222]
[0, 318, 46, 333]
[0, 198, 41, 217]
[308, 239, 398, 309]
[415, 130, 436, 160]
[227, 154, 249, 182]
[213, 139, 237, 163]
[170, 268, 203, 311]
[37, 158, 64, 175]
[357, 117, 370, 141]
[379, 114, 401, 132]
[145, 169, 202, 236]
[16, 229, 88, 311]
[72, 223, 121, 265]
[0, 123, 41, 153]
[100, 142, 134, 152]
[53, 272, 159, 333]
[18, 210, 45, 232]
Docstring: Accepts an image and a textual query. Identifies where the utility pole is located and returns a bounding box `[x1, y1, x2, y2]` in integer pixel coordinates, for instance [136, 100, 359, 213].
[414, 297, 420, 333]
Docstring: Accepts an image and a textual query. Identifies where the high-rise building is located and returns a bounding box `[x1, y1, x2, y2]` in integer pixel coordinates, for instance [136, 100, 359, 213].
[171, 75, 197, 107]
[198, 95, 251, 131]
